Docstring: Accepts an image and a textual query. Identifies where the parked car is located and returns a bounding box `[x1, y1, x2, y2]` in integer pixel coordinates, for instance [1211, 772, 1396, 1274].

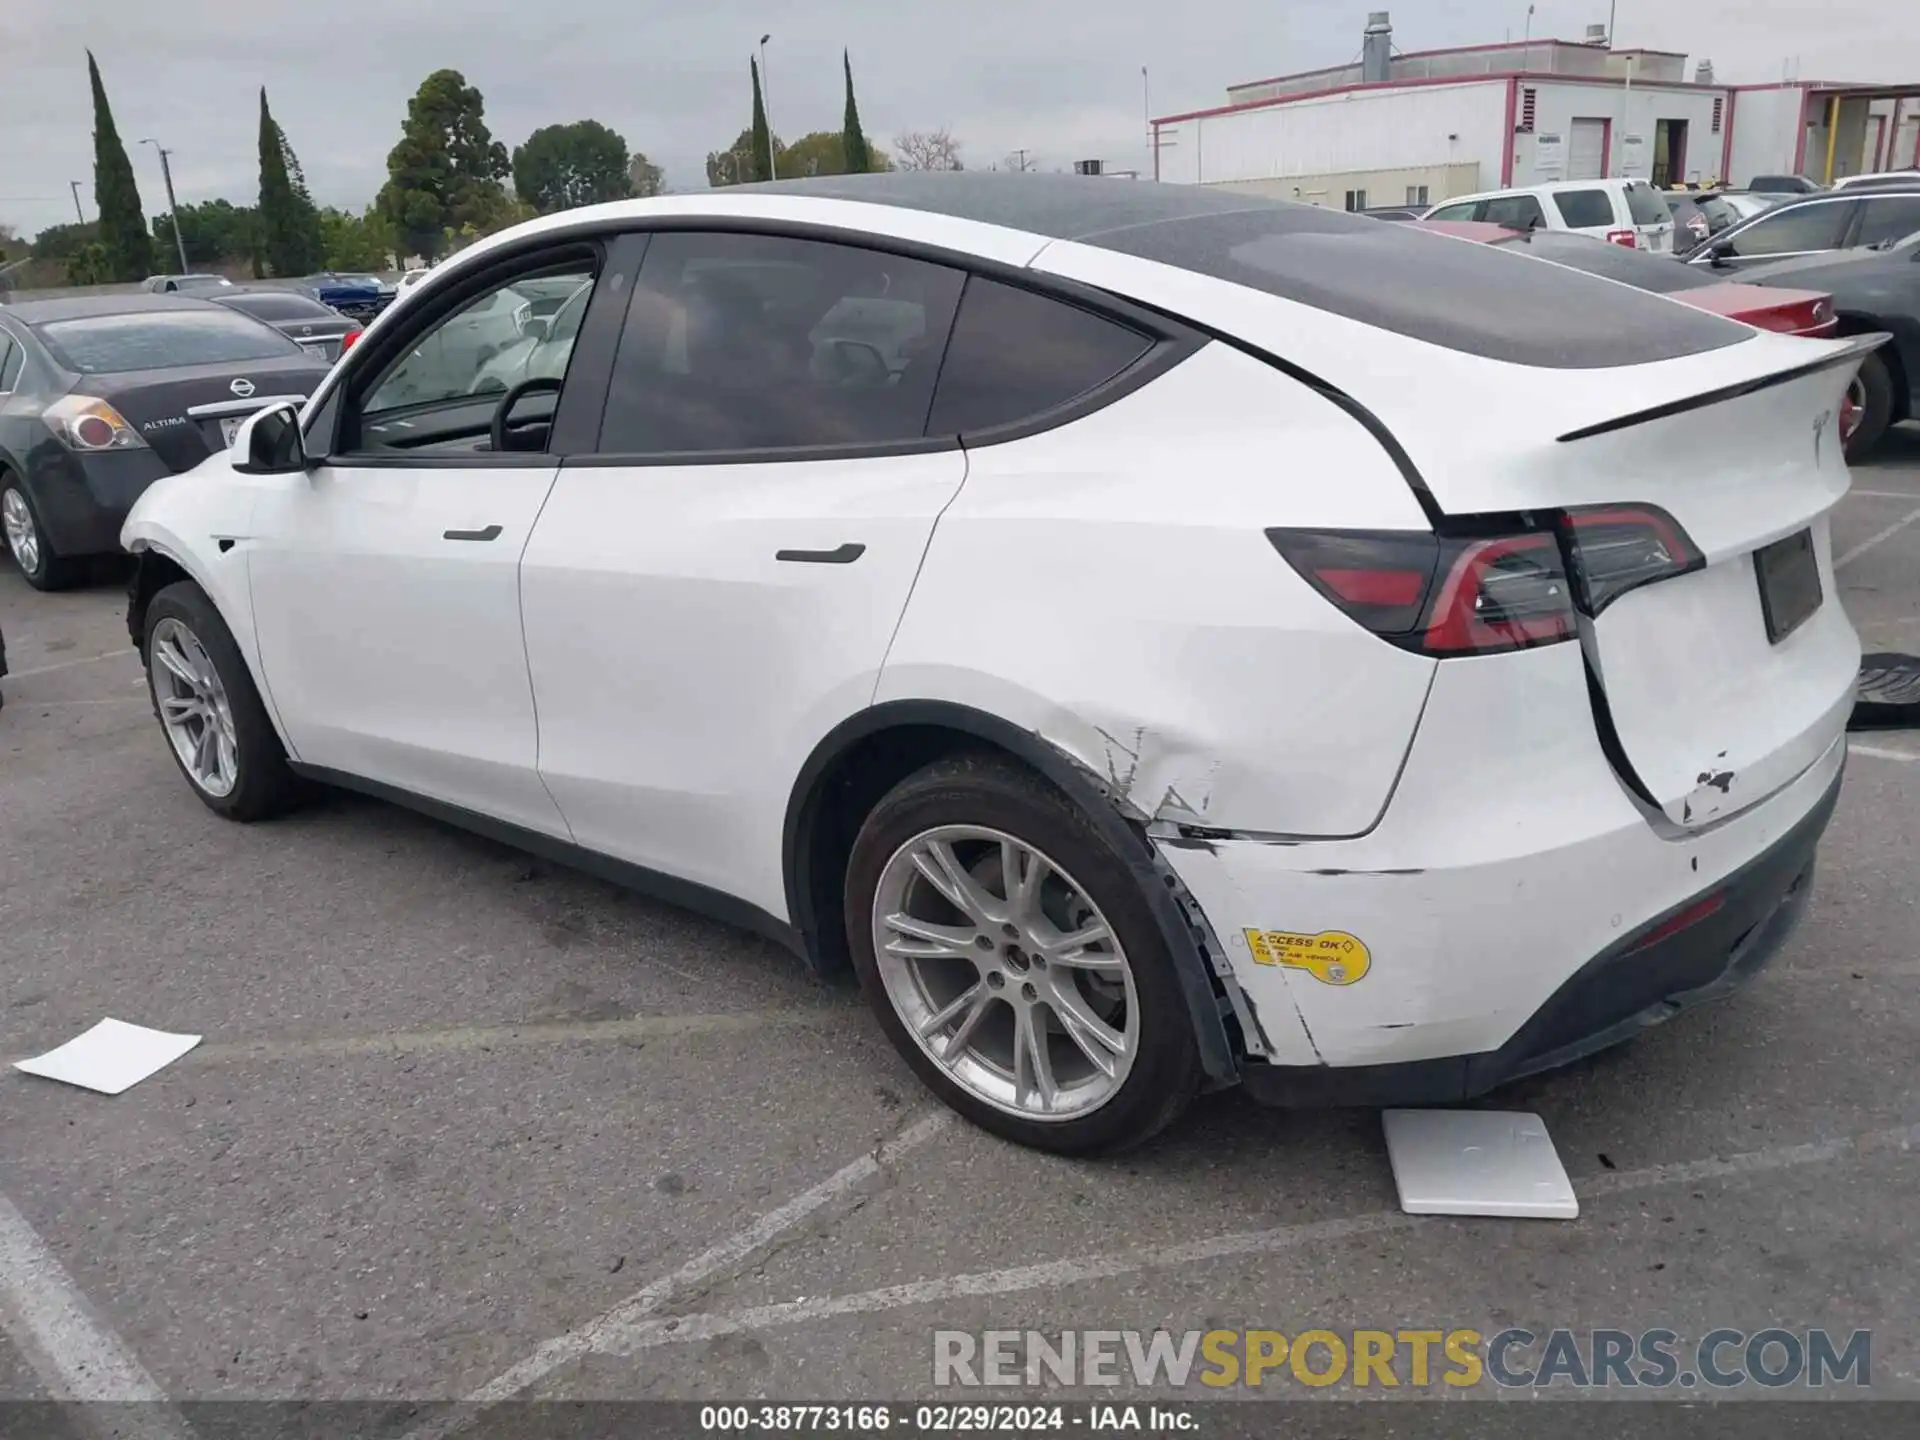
[1739, 231, 1920, 458]
[1687, 187, 1920, 271]
[1422, 177, 1677, 251]
[1748, 175, 1826, 195]
[1413, 222, 1837, 335]
[121, 175, 1866, 1153]
[1664, 192, 1713, 252]
[1830, 169, 1920, 191]
[1359, 205, 1423, 221]
[205, 288, 364, 363]
[302, 272, 389, 321]
[1694, 190, 1781, 236]
[142, 274, 234, 295]
[0, 295, 331, 589]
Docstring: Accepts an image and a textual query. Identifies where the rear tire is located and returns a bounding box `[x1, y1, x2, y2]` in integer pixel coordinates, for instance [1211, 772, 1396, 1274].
[845, 754, 1202, 1155]
[142, 580, 305, 822]
[1843, 352, 1894, 463]
[2, 481, 84, 592]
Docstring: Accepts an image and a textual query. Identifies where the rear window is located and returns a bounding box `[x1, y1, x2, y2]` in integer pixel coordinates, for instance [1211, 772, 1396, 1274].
[223, 294, 335, 322]
[1553, 189, 1616, 228]
[1625, 184, 1672, 226]
[1488, 231, 1715, 293]
[1084, 205, 1749, 369]
[35, 310, 302, 374]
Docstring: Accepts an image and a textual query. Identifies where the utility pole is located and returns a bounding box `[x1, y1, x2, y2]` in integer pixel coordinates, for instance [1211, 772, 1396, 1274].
[69, 180, 85, 224]
[142, 139, 188, 272]
[1010, 148, 1033, 173]
[759, 33, 777, 181]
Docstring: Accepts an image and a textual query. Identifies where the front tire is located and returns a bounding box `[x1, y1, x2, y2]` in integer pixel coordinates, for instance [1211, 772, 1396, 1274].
[1842, 351, 1894, 463]
[845, 754, 1202, 1155]
[2, 481, 83, 592]
[142, 580, 303, 821]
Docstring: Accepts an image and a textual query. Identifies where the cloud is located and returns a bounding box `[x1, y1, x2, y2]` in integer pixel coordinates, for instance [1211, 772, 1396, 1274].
[2, 0, 1912, 237]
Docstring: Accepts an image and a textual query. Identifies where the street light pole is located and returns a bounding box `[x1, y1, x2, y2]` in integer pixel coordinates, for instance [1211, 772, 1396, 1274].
[142, 138, 188, 272]
[69, 181, 85, 224]
[759, 34, 777, 181]
[1143, 66, 1156, 180]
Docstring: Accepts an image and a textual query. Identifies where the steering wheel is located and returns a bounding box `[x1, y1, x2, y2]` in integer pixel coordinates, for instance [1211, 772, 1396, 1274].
[489, 375, 563, 454]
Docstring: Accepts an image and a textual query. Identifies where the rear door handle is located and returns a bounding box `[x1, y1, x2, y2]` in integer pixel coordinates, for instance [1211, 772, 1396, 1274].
[444, 525, 504, 542]
[775, 543, 865, 564]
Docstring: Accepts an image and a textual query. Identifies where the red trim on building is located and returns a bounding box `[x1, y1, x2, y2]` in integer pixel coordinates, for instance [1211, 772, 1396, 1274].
[1155, 70, 1727, 127]
[1720, 88, 1738, 182]
[1227, 37, 1688, 94]
[1600, 117, 1615, 179]
[1501, 78, 1519, 184]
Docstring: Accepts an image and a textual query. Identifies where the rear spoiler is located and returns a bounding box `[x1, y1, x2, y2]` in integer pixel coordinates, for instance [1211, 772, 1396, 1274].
[1555, 332, 1892, 443]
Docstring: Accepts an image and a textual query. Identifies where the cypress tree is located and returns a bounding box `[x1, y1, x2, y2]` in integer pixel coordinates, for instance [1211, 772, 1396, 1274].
[841, 51, 873, 175]
[258, 89, 322, 277]
[750, 58, 773, 183]
[86, 51, 154, 281]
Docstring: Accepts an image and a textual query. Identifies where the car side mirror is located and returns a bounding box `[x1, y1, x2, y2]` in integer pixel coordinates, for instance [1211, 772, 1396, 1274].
[231, 401, 308, 476]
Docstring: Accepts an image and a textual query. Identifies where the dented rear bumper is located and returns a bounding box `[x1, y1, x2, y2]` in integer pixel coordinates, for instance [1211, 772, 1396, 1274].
[1151, 637, 1849, 1094]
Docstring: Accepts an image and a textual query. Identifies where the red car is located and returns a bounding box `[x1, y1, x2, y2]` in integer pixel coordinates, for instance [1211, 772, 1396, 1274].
[1412, 221, 1838, 337]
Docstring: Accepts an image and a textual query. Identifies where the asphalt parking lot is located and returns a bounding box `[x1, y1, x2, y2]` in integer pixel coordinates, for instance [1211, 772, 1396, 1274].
[3, 430, 1920, 1424]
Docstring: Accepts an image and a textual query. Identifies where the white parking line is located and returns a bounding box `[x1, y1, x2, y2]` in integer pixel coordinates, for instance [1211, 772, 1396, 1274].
[1848, 489, 1920, 500]
[1835, 506, 1920, 570]
[400, 1109, 952, 1439]
[0, 648, 138, 681]
[1850, 742, 1920, 764]
[587, 1119, 1920, 1359]
[0, 1191, 192, 1434]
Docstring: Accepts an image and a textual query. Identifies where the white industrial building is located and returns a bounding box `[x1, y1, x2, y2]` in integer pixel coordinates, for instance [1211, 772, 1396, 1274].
[1150, 12, 1920, 209]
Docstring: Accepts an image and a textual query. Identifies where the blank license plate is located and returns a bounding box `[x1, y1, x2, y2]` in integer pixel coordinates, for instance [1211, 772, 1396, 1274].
[218, 417, 243, 448]
[1755, 528, 1822, 644]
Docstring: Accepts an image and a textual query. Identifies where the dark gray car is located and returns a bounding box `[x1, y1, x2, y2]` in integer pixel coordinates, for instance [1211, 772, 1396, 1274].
[1688, 187, 1920, 271]
[206, 288, 363, 362]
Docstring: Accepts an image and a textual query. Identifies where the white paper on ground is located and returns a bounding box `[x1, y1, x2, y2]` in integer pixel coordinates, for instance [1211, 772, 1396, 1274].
[13, 1018, 203, 1096]
[1381, 1108, 1580, 1220]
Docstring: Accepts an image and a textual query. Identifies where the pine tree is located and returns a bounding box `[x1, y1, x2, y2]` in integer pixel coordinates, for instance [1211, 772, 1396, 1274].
[841, 51, 873, 175]
[257, 89, 322, 277]
[750, 58, 773, 183]
[86, 52, 153, 281]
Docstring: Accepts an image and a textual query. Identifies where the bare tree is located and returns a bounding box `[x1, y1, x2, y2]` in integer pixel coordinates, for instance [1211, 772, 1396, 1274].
[893, 128, 964, 172]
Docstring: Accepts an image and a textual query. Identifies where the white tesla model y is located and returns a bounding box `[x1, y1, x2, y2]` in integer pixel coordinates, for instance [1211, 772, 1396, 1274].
[122, 175, 1872, 1154]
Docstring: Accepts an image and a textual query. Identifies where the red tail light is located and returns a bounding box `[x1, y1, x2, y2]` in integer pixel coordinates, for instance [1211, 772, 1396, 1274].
[1626, 891, 1726, 953]
[1605, 229, 1638, 248]
[339, 326, 364, 353]
[1267, 527, 1576, 657]
[1270, 503, 1703, 655]
[1556, 503, 1703, 616]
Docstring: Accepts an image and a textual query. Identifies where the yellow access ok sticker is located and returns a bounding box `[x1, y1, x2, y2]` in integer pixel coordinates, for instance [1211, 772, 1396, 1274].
[1244, 929, 1372, 986]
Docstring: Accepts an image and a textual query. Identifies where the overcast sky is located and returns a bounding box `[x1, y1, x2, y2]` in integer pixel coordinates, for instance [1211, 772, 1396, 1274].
[1, 0, 1912, 237]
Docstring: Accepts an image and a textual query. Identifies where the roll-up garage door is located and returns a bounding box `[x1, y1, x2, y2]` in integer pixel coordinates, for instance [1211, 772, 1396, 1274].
[1569, 118, 1608, 179]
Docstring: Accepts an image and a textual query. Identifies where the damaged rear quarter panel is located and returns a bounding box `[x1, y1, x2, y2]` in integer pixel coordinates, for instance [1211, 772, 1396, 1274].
[875, 342, 1439, 841]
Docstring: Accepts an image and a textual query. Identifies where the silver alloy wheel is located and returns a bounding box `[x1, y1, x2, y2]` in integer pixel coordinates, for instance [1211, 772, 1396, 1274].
[2, 487, 40, 575]
[871, 825, 1139, 1121]
[149, 617, 240, 798]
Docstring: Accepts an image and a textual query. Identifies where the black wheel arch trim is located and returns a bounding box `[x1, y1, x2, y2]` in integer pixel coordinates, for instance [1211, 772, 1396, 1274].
[783, 698, 1245, 1088]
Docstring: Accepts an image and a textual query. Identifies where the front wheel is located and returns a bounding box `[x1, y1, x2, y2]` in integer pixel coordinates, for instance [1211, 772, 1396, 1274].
[845, 755, 1202, 1155]
[143, 580, 304, 821]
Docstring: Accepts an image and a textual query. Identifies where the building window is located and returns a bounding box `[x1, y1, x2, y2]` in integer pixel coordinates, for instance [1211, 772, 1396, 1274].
[1520, 88, 1538, 132]
[1405, 184, 1430, 206]
[1711, 97, 1724, 134]
[1344, 189, 1367, 211]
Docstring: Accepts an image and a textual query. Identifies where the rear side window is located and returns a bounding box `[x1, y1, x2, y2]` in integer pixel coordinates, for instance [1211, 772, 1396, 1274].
[1553, 190, 1616, 228]
[1426, 201, 1478, 222]
[1722, 202, 1852, 257]
[1481, 194, 1547, 229]
[1856, 195, 1920, 247]
[1083, 204, 1750, 369]
[34, 310, 302, 373]
[1624, 185, 1671, 225]
[599, 231, 965, 455]
[926, 278, 1153, 437]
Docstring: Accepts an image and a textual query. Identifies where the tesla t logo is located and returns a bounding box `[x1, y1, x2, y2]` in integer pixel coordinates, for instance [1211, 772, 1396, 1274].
[230, 378, 256, 398]
[1813, 409, 1831, 465]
